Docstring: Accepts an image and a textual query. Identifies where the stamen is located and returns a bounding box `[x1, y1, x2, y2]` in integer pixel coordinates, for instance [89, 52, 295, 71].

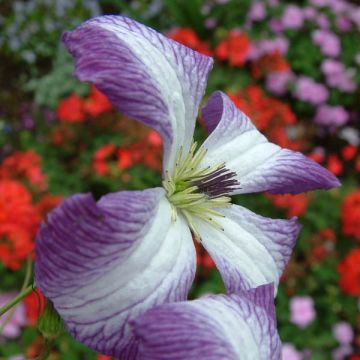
[193, 166, 240, 198]
[164, 140, 240, 239]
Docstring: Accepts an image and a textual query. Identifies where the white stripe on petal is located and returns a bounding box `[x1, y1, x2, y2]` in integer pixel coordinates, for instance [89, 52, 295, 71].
[35, 188, 195, 357]
[194, 204, 301, 292]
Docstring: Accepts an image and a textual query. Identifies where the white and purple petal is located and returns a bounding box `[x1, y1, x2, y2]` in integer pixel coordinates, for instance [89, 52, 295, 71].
[62, 15, 213, 173]
[193, 204, 301, 292]
[35, 188, 196, 358]
[132, 284, 281, 360]
[201, 91, 340, 195]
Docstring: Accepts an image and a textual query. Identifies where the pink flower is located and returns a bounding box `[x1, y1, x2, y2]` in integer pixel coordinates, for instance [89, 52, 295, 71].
[328, 0, 348, 14]
[333, 322, 354, 345]
[321, 59, 356, 93]
[282, 344, 303, 360]
[349, 7, 360, 29]
[247, 1, 266, 21]
[204, 18, 217, 29]
[269, 18, 284, 33]
[314, 105, 349, 127]
[310, 0, 328, 6]
[321, 59, 343, 74]
[266, 71, 294, 96]
[332, 345, 353, 360]
[282, 5, 304, 29]
[303, 7, 317, 20]
[312, 30, 340, 57]
[317, 14, 330, 29]
[290, 296, 316, 328]
[248, 37, 288, 60]
[293, 76, 328, 105]
[267, 0, 279, 8]
[0, 293, 26, 338]
[336, 16, 352, 32]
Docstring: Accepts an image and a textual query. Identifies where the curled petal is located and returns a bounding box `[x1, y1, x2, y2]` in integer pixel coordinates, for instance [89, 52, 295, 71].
[35, 188, 196, 357]
[63, 15, 213, 173]
[194, 204, 301, 292]
[201, 91, 340, 195]
[133, 284, 281, 359]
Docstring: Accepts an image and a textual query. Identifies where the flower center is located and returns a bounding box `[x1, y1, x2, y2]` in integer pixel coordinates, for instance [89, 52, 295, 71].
[163, 141, 239, 241]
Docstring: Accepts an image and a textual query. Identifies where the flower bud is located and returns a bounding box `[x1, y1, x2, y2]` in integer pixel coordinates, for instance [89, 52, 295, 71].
[37, 301, 64, 340]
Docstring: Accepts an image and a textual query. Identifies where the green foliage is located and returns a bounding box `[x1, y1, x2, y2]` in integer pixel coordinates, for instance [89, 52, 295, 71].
[26, 47, 89, 109]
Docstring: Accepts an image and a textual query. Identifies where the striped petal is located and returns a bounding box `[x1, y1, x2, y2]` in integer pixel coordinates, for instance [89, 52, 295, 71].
[133, 284, 281, 360]
[201, 91, 340, 195]
[35, 188, 195, 357]
[62, 15, 213, 173]
[193, 204, 301, 292]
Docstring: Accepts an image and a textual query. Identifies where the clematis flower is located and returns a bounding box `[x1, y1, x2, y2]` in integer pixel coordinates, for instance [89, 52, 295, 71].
[35, 16, 340, 357]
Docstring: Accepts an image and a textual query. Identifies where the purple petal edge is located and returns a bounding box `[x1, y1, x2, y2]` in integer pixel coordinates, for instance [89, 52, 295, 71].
[201, 91, 341, 194]
[202, 91, 225, 134]
[132, 284, 281, 360]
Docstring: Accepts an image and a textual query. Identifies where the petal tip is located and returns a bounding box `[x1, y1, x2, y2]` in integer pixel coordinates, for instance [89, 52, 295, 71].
[329, 176, 342, 189]
[315, 167, 342, 191]
[202, 91, 225, 134]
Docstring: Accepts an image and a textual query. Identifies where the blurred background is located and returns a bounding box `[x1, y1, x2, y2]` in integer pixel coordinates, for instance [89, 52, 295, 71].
[0, 0, 359, 359]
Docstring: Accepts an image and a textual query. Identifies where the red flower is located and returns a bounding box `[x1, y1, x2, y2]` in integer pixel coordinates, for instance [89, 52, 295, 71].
[93, 144, 116, 176]
[57, 94, 85, 123]
[307, 150, 325, 164]
[338, 248, 360, 296]
[307, 228, 336, 264]
[0, 224, 33, 270]
[251, 51, 289, 79]
[215, 31, 250, 66]
[36, 195, 63, 218]
[167, 28, 212, 56]
[140, 131, 163, 171]
[24, 289, 45, 326]
[327, 154, 343, 176]
[194, 241, 215, 269]
[147, 130, 162, 147]
[342, 145, 357, 161]
[266, 193, 309, 218]
[94, 162, 109, 176]
[0, 180, 40, 235]
[356, 157, 360, 172]
[320, 228, 336, 240]
[97, 355, 112, 360]
[94, 144, 116, 161]
[0, 150, 47, 190]
[349, 355, 360, 360]
[117, 148, 134, 170]
[342, 189, 360, 240]
[83, 85, 112, 117]
[0, 180, 40, 270]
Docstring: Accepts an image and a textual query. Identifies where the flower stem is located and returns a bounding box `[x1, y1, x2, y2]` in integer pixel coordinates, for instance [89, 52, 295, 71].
[0, 285, 34, 316]
[0, 256, 34, 318]
[0, 284, 34, 317]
